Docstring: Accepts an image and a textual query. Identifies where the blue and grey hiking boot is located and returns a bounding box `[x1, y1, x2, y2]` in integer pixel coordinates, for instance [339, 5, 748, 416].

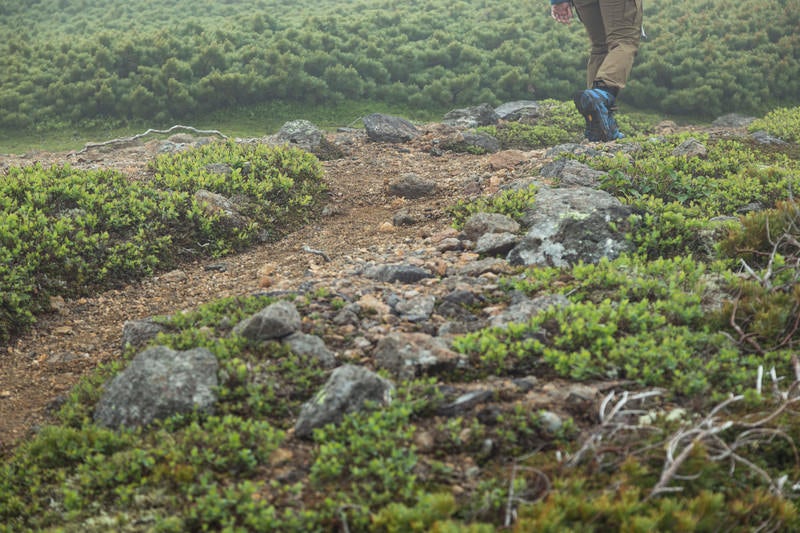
[573, 88, 624, 142]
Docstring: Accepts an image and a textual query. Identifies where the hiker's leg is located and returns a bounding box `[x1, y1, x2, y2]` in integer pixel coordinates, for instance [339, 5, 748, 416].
[594, 0, 643, 91]
[572, 0, 607, 89]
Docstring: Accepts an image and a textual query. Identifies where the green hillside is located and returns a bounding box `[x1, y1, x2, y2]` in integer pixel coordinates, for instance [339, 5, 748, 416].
[1, 0, 798, 135]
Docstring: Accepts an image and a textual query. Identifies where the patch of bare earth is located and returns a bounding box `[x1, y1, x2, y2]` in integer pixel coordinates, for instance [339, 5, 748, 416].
[0, 125, 545, 455]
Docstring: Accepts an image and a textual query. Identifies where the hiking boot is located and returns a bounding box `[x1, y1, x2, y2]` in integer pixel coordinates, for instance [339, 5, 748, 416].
[573, 88, 623, 141]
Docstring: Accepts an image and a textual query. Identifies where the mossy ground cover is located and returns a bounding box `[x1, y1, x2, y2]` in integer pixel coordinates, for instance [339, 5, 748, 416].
[2, 107, 800, 530]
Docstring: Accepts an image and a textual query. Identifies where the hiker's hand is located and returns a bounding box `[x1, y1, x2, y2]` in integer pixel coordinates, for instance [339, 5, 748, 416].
[551, 3, 572, 24]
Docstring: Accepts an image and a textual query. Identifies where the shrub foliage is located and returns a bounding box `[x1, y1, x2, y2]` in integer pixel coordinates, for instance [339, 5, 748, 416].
[0, 142, 325, 343]
[0, 0, 798, 131]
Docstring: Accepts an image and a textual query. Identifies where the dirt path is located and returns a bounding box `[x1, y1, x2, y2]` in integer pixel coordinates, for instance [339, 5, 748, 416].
[0, 127, 531, 454]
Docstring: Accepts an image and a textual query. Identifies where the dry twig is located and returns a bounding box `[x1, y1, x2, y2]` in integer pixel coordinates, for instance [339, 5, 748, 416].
[649, 378, 800, 500]
[565, 389, 663, 468]
[75, 125, 228, 154]
[505, 451, 551, 527]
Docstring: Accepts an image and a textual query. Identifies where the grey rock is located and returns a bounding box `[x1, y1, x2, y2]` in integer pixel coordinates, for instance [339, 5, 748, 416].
[437, 389, 494, 416]
[474, 232, 519, 256]
[294, 365, 394, 439]
[490, 294, 570, 328]
[155, 141, 184, 154]
[121, 319, 167, 351]
[194, 189, 250, 230]
[736, 202, 766, 214]
[363, 113, 420, 143]
[462, 212, 521, 242]
[388, 173, 437, 199]
[440, 289, 481, 310]
[750, 130, 788, 146]
[393, 294, 436, 322]
[546, 143, 603, 159]
[437, 237, 463, 252]
[267, 119, 344, 160]
[442, 103, 499, 128]
[539, 410, 563, 433]
[94, 346, 218, 429]
[283, 332, 336, 368]
[276, 119, 323, 148]
[437, 290, 483, 325]
[539, 159, 607, 188]
[233, 300, 301, 341]
[204, 163, 233, 176]
[455, 257, 510, 277]
[509, 186, 634, 267]
[374, 332, 465, 380]
[392, 210, 417, 226]
[364, 264, 435, 284]
[465, 132, 501, 153]
[332, 304, 361, 326]
[494, 100, 544, 121]
[672, 138, 708, 159]
[712, 113, 756, 128]
[442, 131, 501, 153]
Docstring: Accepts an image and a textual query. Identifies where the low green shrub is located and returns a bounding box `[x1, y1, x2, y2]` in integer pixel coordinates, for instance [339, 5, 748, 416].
[517, 480, 798, 531]
[749, 106, 800, 144]
[455, 254, 792, 397]
[149, 140, 326, 251]
[714, 201, 800, 353]
[372, 492, 457, 532]
[310, 402, 418, 512]
[478, 100, 583, 149]
[481, 121, 579, 150]
[718, 200, 800, 268]
[0, 142, 325, 343]
[594, 135, 800, 217]
[504, 254, 712, 304]
[449, 184, 537, 229]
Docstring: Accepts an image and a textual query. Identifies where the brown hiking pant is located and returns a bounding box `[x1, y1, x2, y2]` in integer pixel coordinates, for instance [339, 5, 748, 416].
[573, 0, 643, 92]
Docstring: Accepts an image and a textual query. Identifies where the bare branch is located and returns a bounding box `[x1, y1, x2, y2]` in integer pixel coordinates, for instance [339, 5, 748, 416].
[648, 378, 800, 500]
[75, 125, 229, 154]
[505, 453, 551, 527]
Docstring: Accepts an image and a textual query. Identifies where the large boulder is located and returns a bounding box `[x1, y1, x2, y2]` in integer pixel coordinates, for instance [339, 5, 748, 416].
[94, 346, 218, 429]
[494, 100, 544, 121]
[194, 189, 251, 231]
[508, 186, 635, 267]
[120, 319, 167, 351]
[275, 119, 323, 148]
[233, 300, 302, 342]
[271, 119, 345, 160]
[462, 212, 520, 242]
[539, 159, 608, 188]
[388, 173, 437, 199]
[294, 365, 394, 439]
[374, 332, 465, 380]
[442, 103, 500, 128]
[363, 263, 435, 284]
[440, 131, 501, 154]
[363, 113, 420, 143]
[282, 332, 337, 368]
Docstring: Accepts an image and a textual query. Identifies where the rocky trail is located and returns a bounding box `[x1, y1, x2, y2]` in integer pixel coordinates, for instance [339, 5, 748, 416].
[0, 109, 748, 461]
[0, 120, 550, 454]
